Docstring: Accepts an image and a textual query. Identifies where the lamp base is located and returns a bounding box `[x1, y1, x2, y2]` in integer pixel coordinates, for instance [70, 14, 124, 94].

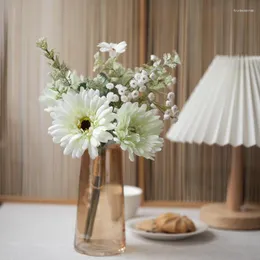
[200, 203, 260, 230]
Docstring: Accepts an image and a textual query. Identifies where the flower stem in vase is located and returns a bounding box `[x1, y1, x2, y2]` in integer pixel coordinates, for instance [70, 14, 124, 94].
[84, 152, 105, 240]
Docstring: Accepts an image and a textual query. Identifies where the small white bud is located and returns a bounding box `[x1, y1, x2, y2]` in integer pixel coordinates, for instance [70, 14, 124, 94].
[153, 60, 161, 67]
[148, 92, 155, 101]
[172, 77, 176, 85]
[112, 94, 119, 102]
[115, 84, 123, 89]
[150, 103, 156, 109]
[134, 73, 142, 81]
[118, 86, 127, 96]
[141, 75, 149, 83]
[141, 70, 148, 76]
[171, 105, 178, 113]
[131, 90, 139, 99]
[121, 95, 128, 102]
[130, 80, 138, 88]
[166, 100, 173, 107]
[150, 54, 157, 61]
[106, 83, 114, 90]
[149, 72, 156, 80]
[139, 85, 147, 92]
[163, 114, 171, 120]
[167, 92, 175, 100]
[118, 89, 125, 95]
[106, 92, 114, 101]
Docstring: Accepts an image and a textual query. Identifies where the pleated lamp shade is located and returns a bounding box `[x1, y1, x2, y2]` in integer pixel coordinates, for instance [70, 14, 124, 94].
[167, 56, 260, 147]
[166, 56, 260, 231]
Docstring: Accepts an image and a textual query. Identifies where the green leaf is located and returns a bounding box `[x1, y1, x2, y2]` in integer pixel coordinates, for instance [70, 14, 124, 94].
[149, 82, 165, 90]
[164, 75, 173, 85]
[112, 62, 121, 71]
[110, 77, 119, 82]
[120, 70, 134, 85]
[113, 62, 125, 76]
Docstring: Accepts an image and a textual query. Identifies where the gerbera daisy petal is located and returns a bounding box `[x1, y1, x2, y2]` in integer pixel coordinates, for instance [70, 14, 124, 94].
[88, 145, 98, 159]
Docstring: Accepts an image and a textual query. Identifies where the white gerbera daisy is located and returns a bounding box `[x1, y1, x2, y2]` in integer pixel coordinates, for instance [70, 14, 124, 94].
[114, 102, 164, 161]
[48, 89, 116, 159]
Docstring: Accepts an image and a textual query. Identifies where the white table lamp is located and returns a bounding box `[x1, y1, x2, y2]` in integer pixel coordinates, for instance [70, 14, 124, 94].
[167, 56, 260, 230]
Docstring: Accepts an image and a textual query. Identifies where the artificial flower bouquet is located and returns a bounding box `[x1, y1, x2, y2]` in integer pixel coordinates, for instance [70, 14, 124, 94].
[36, 38, 180, 161]
[37, 38, 180, 256]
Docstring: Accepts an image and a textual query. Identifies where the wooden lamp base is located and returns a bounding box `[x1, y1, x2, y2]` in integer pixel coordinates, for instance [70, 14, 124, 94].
[200, 147, 260, 230]
[200, 203, 260, 230]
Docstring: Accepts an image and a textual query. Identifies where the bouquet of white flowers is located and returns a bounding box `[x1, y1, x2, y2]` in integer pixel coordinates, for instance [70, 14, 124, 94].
[37, 39, 181, 255]
[37, 38, 180, 162]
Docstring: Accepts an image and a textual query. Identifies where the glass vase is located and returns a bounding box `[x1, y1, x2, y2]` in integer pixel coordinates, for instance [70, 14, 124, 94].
[74, 144, 126, 256]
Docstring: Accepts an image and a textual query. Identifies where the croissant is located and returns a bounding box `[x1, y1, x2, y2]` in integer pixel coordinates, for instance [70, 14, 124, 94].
[155, 213, 196, 233]
[135, 219, 160, 233]
[155, 212, 180, 231]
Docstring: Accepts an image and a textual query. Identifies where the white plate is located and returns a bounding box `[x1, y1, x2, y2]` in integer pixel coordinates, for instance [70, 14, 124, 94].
[126, 216, 208, 241]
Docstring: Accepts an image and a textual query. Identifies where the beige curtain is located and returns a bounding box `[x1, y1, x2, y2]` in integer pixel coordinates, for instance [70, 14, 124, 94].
[146, 0, 260, 202]
[1, 0, 260, 203]
[0, 0, 139, 199]
[0, 0, 8, 195]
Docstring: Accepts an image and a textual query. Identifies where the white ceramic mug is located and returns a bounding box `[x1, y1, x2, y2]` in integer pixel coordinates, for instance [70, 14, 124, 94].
[124, 185, 143, 220]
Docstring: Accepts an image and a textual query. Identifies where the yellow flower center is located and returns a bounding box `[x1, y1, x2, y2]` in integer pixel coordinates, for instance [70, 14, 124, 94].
[78, 117, 91, 131]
